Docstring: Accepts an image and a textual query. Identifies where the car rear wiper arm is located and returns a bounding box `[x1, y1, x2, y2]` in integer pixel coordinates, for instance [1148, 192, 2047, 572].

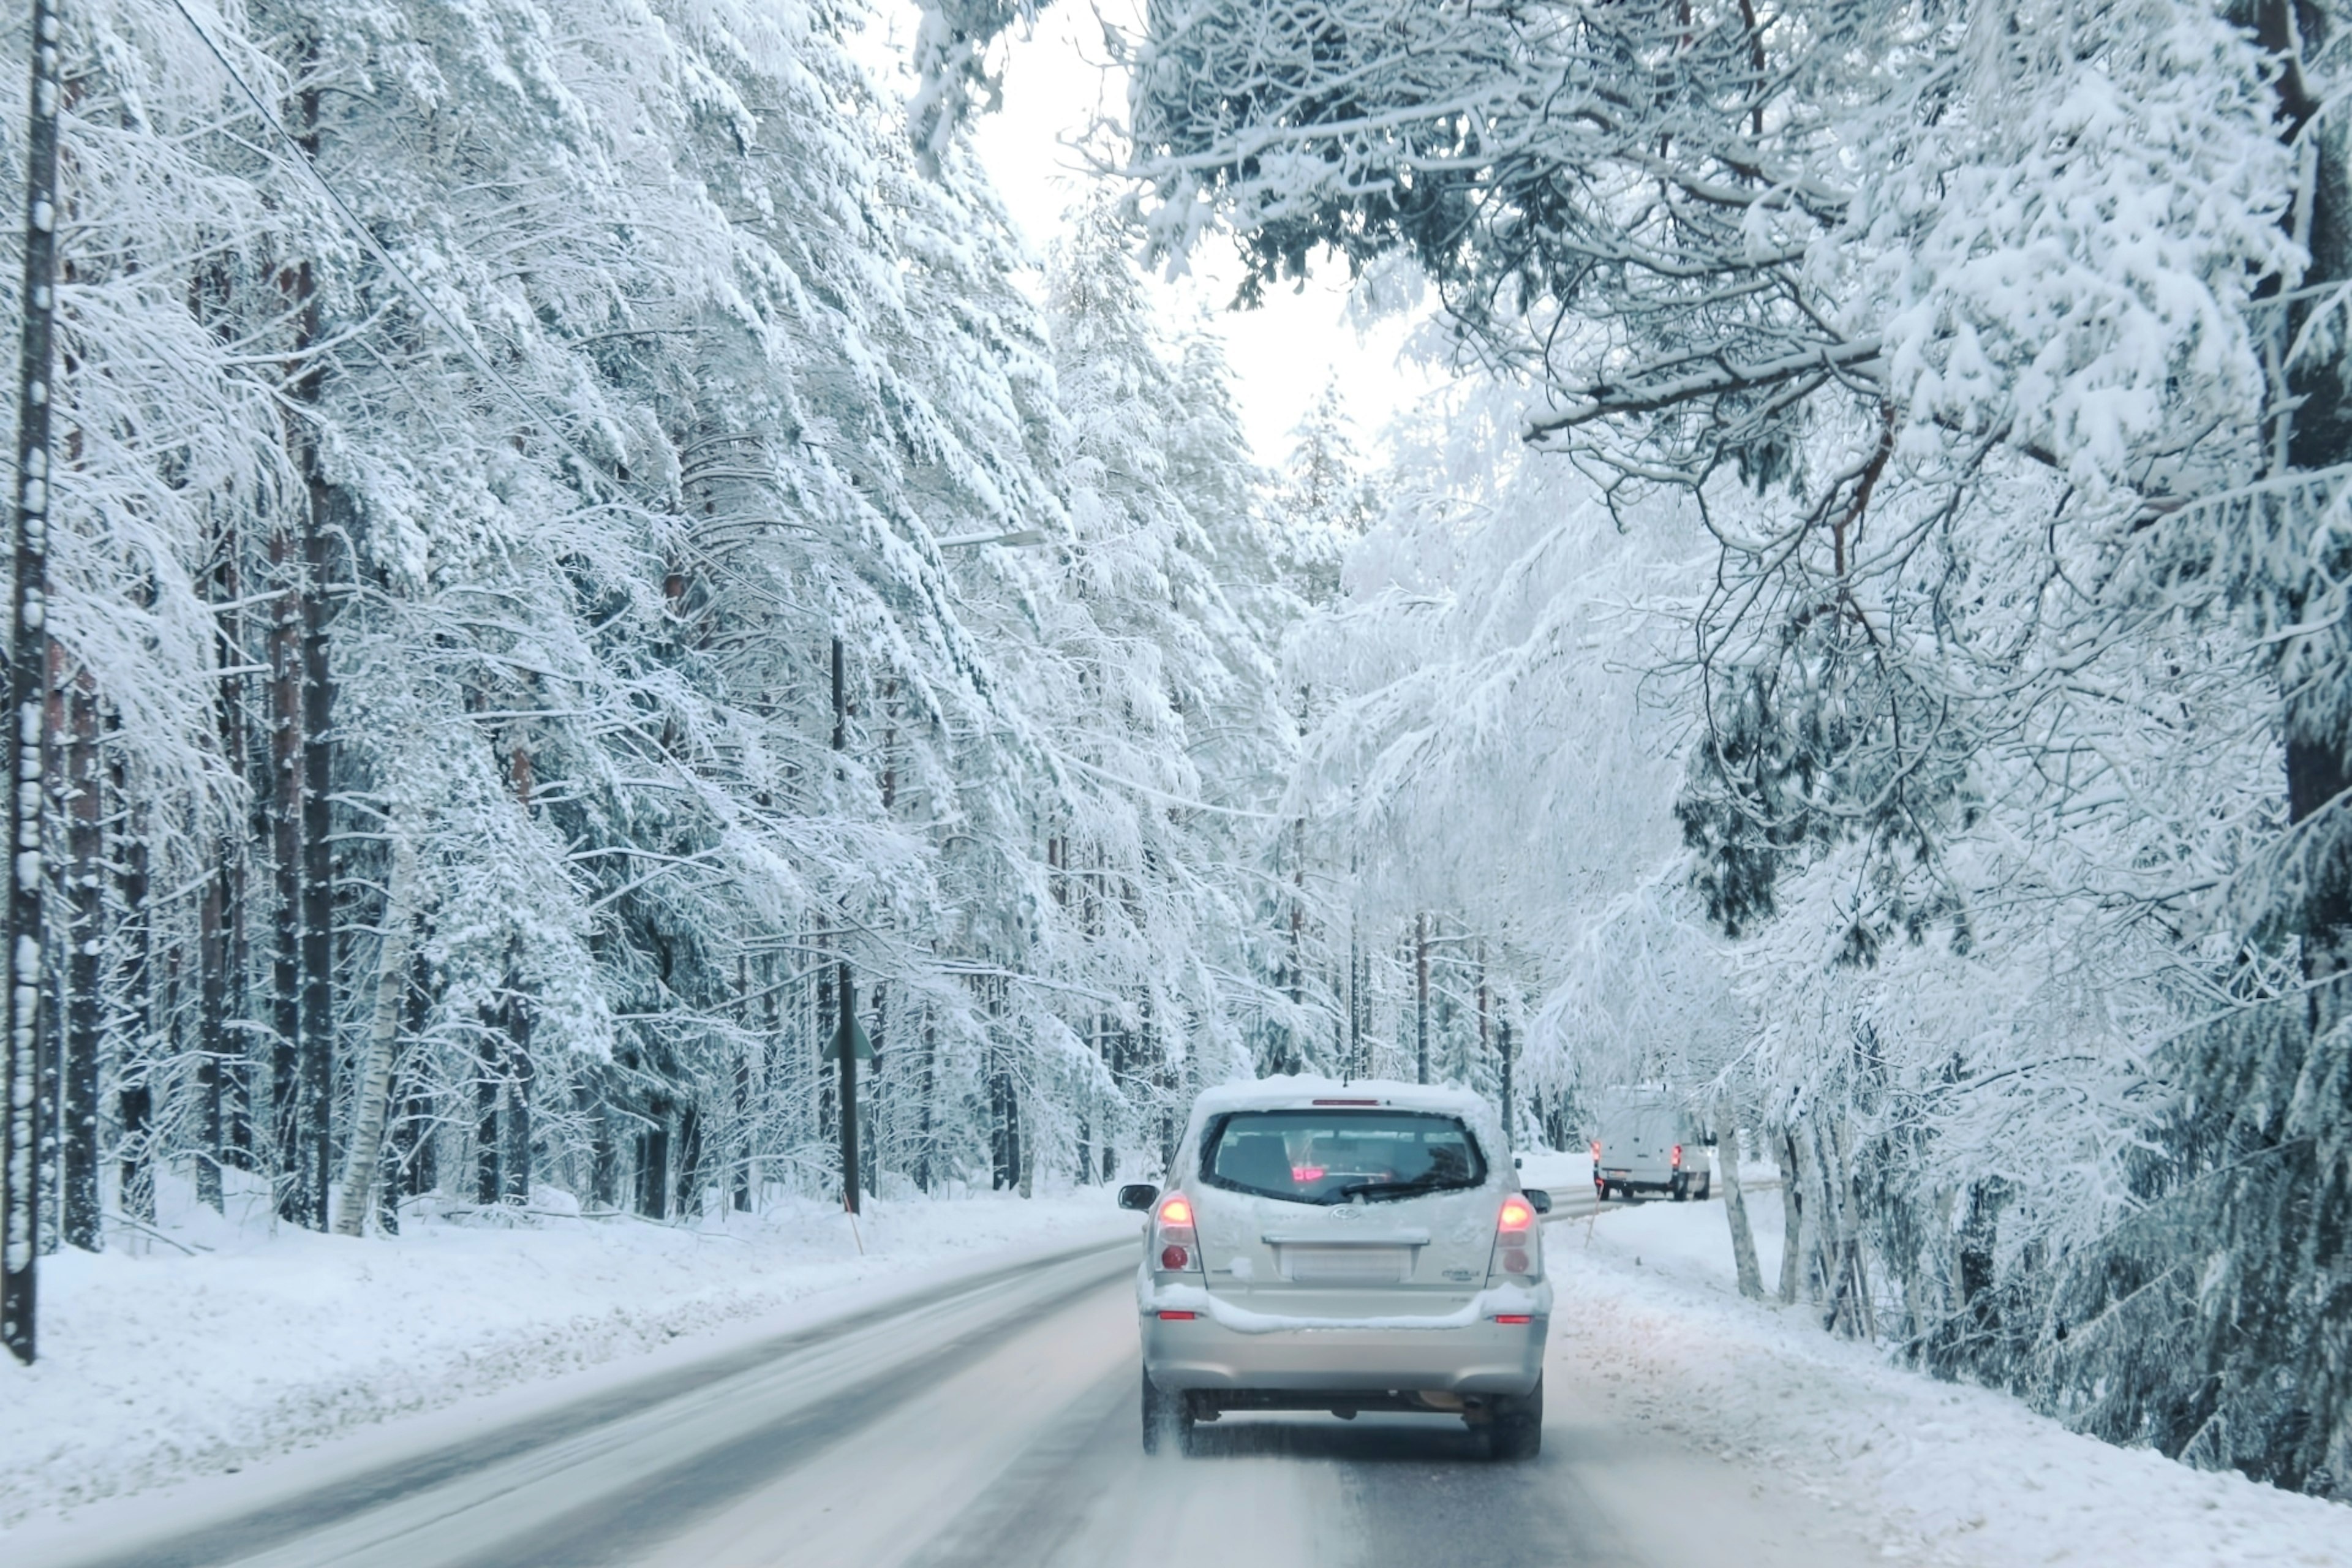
[1330, 1175, 1461, 1204]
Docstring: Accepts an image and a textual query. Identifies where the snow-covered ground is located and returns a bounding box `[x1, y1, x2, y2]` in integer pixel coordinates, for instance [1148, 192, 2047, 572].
[11, 1150, 2350, 1566]
[0, 1174, 1130, 1531]
[1554, 1190, 2352, 1566]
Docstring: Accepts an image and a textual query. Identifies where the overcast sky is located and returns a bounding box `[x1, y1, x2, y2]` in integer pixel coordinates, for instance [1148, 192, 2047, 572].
[868, 3, 1441, 467]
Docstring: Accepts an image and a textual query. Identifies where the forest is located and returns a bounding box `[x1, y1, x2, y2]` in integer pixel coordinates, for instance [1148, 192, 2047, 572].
[1, 0, 2348, 1512]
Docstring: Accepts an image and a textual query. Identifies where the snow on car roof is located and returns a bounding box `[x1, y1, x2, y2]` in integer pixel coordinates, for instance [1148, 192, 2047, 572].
[1187, 1075, 1493, 1119]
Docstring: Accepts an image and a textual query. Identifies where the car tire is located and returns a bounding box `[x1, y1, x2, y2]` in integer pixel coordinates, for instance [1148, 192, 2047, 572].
[1488, 1375, 1544, 1461]
[1698, 1175, 1713, 1200]
[1141, 1368, 1191, 1455]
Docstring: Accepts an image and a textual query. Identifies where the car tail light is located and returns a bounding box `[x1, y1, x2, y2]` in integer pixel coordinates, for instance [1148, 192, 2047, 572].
[1672, 1144, 1683, 1169]
[1590, 1138, 1602, 1164]
[1156, 1310, 1198, 1321]
[1493, 1313, 1533, 1325]
[1155, 1194, 1200, 1273]
[1490, 1194, 1541, 1281]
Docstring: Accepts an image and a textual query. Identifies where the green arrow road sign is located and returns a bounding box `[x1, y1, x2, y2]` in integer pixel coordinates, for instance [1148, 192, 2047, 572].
[823, 1006, 875, 1063]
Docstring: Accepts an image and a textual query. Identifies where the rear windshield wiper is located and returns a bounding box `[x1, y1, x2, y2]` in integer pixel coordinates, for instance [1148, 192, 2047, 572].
[1329, 1175, 1470, 1204]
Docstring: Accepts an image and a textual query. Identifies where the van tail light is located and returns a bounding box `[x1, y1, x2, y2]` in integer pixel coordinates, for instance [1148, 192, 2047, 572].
[1590, 1139, 1601, 1164]
[1672, 1144, 1683, 1169]
[1155, 1194, 1201, 1273]
[1490, 1194, 1540, 1281]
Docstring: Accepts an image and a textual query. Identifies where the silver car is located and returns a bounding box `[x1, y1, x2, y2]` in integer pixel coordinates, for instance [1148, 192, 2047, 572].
[1119, 1077, 1553, 1459]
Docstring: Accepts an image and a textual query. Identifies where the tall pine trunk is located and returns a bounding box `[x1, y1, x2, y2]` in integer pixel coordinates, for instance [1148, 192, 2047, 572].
[473, 1019, 500, 1205]
[333, 834, 412, 1235]
[111, 740, 151, 1225]
[267, 520, 302, 1223]
[195, 834, 227, 1213]
[58, 665, 97, 1250]
[1413, 913, 1428, 1085]
[499, 973, 532, 1206]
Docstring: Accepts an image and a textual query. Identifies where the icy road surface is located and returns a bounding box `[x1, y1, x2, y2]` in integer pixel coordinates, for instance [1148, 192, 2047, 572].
[17, 1207, 1882, 1568]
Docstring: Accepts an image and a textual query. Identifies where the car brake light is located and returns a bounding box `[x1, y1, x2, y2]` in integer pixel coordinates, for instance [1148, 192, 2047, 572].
[1291, 1164, 1326, 1181]
[1591, 1138, 1601, 1163]
[1672, 1144, 1683, 1169]
[1312, 1098, 1380, 1106]
[1493, 1313, 1532, 1325]
[1156, 1310, 1198, 1321]
[1155, 1194, 1200, 1273]
[1493, 1194, 1540, 1280]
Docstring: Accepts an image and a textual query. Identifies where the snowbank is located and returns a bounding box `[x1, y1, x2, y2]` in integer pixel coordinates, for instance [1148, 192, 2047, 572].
[1552, 1194, 2352, 1566]
[0, 1175, 1130, 1529]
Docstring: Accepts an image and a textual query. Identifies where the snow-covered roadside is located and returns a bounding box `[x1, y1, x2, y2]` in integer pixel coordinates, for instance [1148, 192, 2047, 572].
[1552, 1194, 2352, 1567]
[0, 1179, 1131, 1531]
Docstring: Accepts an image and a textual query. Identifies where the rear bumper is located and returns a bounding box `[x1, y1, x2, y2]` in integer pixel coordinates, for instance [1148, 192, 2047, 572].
[1599, 1168, 1684, 1192]
[1141, 1310, 1547, 1397]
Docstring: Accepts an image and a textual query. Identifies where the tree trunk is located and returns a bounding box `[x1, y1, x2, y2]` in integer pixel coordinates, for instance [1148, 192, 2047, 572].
[2, 0, 64, 1365]
[58, 665, 97, 1250]
[917, 1006, 938, 1191]
[1287, 816, 1305, 1072]
[500, 978, 532, 1206]
[732, 1050, 753, 1212]
[1716, 1102, 1764, 1299]
[1414, 913, 1429, 1085]
[1498, 1019, 1514, 1142]
[733, 955, 753, 1212]
[111, 742, 151, 1226]
[195, 844, 227, 1213]
[675, 1102, 703, 1219]
[865, 981, 883, 1199]
[297, 467, 334, 1232]
[333, 835, 413, 1235]
[204, 529, 249, 1202]
[988, 1033, 1014, 1192]
[268, 522, 303, 1223]
[1775, 1129, 1804, 1304]
[473, 1021, 500, 1205]
[275, 53, 336, 1234]
[638, 1106, 669, 1219]
[1476, 941, 1490, 1096]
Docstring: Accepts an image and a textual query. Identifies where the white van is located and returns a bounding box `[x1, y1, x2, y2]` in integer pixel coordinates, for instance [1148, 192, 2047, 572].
[1590, 1088, 1711, 1202]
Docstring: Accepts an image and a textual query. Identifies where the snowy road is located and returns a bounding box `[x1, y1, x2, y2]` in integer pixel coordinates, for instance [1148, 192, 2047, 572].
[26, 1212, 1877, 1568]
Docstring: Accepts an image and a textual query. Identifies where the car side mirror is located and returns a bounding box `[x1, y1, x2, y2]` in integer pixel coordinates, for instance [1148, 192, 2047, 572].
[1523, 1188, 1552, 1214]
[1117, 1183, 1159, 1212]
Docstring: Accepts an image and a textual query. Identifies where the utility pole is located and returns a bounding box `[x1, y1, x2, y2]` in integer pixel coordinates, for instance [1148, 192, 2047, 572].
[4, 0, 63, 1363]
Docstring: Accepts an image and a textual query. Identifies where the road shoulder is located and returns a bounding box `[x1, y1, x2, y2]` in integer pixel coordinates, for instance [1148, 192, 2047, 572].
[0, 1192, 1134, 1548]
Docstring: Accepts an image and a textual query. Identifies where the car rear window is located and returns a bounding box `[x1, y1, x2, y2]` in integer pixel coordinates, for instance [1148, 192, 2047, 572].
[1199, 1109, 1487, 1205]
